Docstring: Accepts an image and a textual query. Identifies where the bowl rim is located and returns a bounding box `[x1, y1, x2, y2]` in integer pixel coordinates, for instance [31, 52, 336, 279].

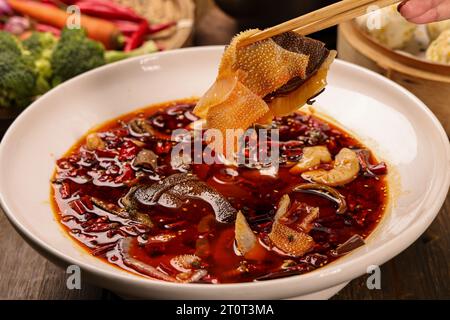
[1, 46, 449, 293]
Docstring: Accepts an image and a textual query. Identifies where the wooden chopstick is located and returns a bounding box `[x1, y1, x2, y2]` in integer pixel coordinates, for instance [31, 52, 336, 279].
[294, 0, 400, 36]
[238, 0, 400, 47]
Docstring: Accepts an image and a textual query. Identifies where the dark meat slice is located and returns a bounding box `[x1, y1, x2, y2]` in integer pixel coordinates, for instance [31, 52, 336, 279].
[123, 173, 237, 223]
[265, 31, 330, 100]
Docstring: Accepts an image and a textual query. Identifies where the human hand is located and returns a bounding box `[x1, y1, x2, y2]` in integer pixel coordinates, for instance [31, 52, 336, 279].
[398, 0, 450, 23]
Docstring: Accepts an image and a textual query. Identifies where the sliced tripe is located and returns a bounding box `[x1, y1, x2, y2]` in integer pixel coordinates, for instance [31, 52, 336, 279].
[198, 76, 269, 134]
[221, 31, 310, 97]
[269, 222, 315, 257]
[267, 51, 336, 117]
[194, 29, 336, 133]
[270, 195, 318, 257]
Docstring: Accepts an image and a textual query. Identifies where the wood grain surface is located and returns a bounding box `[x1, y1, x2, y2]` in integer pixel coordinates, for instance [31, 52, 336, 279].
[0, 0, 449, 300]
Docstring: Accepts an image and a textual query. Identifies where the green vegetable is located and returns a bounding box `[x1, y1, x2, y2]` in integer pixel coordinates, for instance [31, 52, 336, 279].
[22, 32, 57, 58]
[104, 40, 158, 64]
[0, 31, 22, 55]
[1, 28, 159, 109]
[0, 32, 37, 109]
[51, 28, 105, 86]
[22, 32, 57, 95]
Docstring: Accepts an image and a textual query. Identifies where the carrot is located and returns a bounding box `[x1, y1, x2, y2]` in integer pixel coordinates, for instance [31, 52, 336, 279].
[7, 0, 121, 49]
[18, 30, 33, 40]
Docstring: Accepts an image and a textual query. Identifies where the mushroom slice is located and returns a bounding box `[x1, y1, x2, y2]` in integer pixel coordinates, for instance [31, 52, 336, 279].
[128, 118, 156, 136]
[86, 133, 105, 151]
[119, 237, 177, 282]
[289, 146, 332, 174]
[269, 222, 315, 257]
[133, 149, 158, 170]
[235, 211, 266, 260]
[293, 183, 347, 214]
[301, 148, 360, 186]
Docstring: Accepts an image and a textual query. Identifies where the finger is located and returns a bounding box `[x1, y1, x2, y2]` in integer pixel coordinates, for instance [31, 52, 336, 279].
[405, 1, 450, 23]
[406, 8, 439, 23]
[398, 0, 439, 19]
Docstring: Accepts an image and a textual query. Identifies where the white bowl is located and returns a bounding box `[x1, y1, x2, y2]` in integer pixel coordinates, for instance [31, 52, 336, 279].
[0, 47, 449, 300]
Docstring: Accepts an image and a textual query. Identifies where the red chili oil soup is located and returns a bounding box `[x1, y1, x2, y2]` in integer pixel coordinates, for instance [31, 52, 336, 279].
[51, 99, 388, 283]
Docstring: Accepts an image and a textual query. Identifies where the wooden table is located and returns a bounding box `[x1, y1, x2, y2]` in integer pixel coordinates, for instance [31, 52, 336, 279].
[0, 0, 449, 300]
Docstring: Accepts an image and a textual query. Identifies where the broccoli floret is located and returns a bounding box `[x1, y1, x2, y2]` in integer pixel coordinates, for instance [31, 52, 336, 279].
[105, 41, 159, 64]
[51, 28, 105, 86]
[22, 32, 57, 58]
[0, 51, 37, 109]
[22, 32, 57, 95]
[0, 31, 22, 55]
[0, 32, 37, 109]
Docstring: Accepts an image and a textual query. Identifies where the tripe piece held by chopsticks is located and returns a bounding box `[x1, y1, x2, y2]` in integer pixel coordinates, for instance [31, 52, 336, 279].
[238, 0, 401, 47]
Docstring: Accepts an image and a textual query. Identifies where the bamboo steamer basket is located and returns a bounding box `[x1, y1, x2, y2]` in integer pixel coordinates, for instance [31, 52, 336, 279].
[338, 21, 450, 135]
[114, 0, 195, 48]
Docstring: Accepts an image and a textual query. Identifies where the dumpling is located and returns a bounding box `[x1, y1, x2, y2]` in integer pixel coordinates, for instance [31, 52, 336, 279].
[356, 4, 416, 50]
[427, 19, 450, 41]
[426, 29, 450, 64]
[194, 29, 336, 139]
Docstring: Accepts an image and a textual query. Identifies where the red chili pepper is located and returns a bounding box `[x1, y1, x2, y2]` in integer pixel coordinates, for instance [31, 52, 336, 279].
[124, 19, 148, 51]
[369, 162, 387, 175]
[155, 141, 173, 155]
[112, 19, 139, 35]
[111, 127, 129, 137]
[85, 222, 119, 233]
[91, 242, 117, 256]
[39, 0, 60, 7]
[80, 195, 94, 210]
[158, 262, 176, 276]
[148, 21, 176, 34]
[95, 149, 117, 159]
[75, 0, 144, 22]
[114, 163, 135, 183]
[118, 140, 139, 161]
[98, 0, 143, 21]
[69, 199, 87, 215]
[60, 181, 71, 199]
[35, 23, 61, 36]
[164, 220, 187, 230]
[56, 0, 77, 4]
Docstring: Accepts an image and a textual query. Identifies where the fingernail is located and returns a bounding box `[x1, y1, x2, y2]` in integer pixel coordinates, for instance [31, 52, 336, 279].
[397, 0, 407, 12]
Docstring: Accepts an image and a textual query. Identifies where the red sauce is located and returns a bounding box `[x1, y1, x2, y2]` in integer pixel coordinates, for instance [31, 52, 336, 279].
[51, 99, 388, 283]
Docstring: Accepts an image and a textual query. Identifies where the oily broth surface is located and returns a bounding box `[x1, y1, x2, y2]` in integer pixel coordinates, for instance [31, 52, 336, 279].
[51, 99, 387, 283]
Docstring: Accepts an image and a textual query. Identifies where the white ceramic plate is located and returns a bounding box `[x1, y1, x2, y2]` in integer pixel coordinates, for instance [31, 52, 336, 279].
[0, 47, 449, 300]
